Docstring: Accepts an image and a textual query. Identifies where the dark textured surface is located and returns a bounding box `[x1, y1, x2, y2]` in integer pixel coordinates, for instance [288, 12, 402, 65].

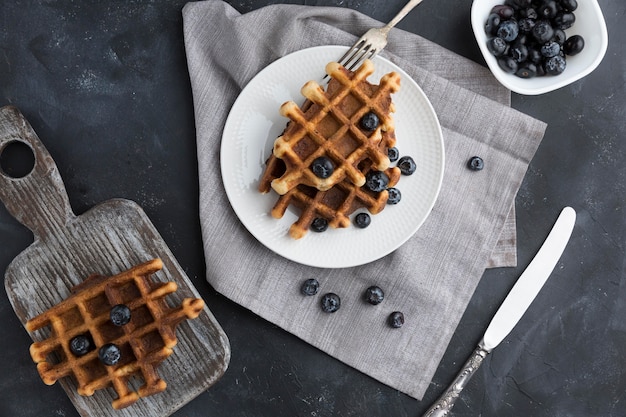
[1, 1, 624, 416]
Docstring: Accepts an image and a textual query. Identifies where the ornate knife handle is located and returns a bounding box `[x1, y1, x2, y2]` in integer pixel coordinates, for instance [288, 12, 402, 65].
[421, 346, 490, 417]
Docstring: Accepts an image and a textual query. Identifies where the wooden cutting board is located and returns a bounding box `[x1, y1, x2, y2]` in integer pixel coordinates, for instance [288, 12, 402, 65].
[0, 105, 230, 417]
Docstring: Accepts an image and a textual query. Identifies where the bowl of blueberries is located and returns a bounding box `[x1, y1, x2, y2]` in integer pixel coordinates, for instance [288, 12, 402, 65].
[471, 0, 608, 95]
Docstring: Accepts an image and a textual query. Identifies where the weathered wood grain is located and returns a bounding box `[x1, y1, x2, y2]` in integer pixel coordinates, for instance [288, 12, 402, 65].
[0, 105, 230, 417]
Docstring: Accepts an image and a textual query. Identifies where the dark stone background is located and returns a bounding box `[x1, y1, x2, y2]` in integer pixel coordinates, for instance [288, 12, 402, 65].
[0, 1, 624, 416]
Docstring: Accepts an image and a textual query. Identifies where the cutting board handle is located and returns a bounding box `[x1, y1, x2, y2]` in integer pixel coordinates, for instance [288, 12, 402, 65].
[0, 106, 76, 239]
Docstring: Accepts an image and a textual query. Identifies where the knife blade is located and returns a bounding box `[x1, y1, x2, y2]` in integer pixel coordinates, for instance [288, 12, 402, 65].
[422, 206, 576, 417]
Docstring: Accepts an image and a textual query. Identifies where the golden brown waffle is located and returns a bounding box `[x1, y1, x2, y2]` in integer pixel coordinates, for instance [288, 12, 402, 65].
[269, 60, 401, 195]
[26, 258, 204, 410]
[269, 160, 401, 239]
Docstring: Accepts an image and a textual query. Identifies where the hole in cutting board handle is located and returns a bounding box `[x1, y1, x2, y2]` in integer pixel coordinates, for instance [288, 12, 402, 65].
[0, 140, 36, 178]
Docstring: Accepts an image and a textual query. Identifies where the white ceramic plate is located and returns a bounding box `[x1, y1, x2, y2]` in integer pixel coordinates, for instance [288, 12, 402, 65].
[221, 46, 444, 268]
[471, 0, 608, 95]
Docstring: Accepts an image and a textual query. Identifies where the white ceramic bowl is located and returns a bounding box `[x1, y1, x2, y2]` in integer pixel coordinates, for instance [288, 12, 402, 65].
[471, 0, 608, 95]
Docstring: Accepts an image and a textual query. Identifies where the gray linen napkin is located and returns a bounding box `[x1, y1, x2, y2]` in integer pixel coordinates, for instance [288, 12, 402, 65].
[182, 1, 546, 400]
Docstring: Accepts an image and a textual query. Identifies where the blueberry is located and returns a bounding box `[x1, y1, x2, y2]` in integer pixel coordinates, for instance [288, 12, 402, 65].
[354, 212, 371, 229]
[365, 170, 389, 192]
[510, 41, 528, 62]
[535, 64, 547, 77]
[553, 29, 567, 45]
[98, 343, 121, 366]
[521, 7, 538, 19]
[541, 41, 561, 58]
[505, 0, 531, 9]
[532, 20, 554, 43]
[491, 5, 515, 19]
[544, 55, 566, 75]
[563, 35, 584, 56]
[467, 156, 484, 171]
[397, 156, 417, 175]
[310, 217, 328, 233]
[485, 13, 501, 36]
[497, 56, 518, 74]
[311, 156, 334, 179]
[110, 304, 131, 326]
[538, 0, 557, 19]
[70, 335, 92, 356]
[496, 20, 519, 42]
[301, 278, 320, 296]
[386, 188, 401, 205]
[528, 47, 543, 64]
[559, 0, 578, 12]
[553, 12, 575, 30]
[320, 293, 341, 313]
[487, 37, 508, 57]
[364, 286, 384, 305]
[516, 62, 538, 78]
[359, 112, 380, 131]
[387, 147, 399, 162]
[518, 18, 536, 34]
[388, 311, 405, 329]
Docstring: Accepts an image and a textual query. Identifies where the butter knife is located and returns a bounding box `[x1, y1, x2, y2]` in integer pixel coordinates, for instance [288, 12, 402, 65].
[422, 206, 576, 417]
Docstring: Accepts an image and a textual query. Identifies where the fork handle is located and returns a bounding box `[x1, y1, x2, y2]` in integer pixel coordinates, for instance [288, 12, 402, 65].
[383, 0, 425, 34]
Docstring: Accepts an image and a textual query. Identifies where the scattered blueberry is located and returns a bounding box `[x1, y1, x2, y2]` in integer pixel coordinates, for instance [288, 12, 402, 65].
[388, 311, 405, 329]
[110, 304, 131, 326]
[397, 156, 416, 175]
[301, 278, 320, 296]
[468, 156, 484, 171]
[98, 343, 121, 366]
[311, 156, 334, 179]
[354, 212, 371, 229]
[364, 286, 385, 305]
[311, 217, 329, 233]
[387, 147, 399, 162]
[320, 293, 341, 313]
[365, 170, 389, 192]
[386, 188, 401, 205]
[359, 112, 380, 131]
[70, 335, 92, 356]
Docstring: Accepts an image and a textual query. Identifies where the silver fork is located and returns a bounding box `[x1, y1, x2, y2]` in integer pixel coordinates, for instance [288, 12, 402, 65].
[334, 0, 426, 73]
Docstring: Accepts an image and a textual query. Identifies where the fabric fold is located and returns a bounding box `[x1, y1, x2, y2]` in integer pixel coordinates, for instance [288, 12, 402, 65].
[183, 1, 546, 399]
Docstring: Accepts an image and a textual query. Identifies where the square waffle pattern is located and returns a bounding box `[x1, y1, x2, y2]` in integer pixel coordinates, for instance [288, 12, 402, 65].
[259, 60, 402, 239]
[270, 60, 401, 195]
[26, 258, 204, 409]
[271, 161, 401, 239]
